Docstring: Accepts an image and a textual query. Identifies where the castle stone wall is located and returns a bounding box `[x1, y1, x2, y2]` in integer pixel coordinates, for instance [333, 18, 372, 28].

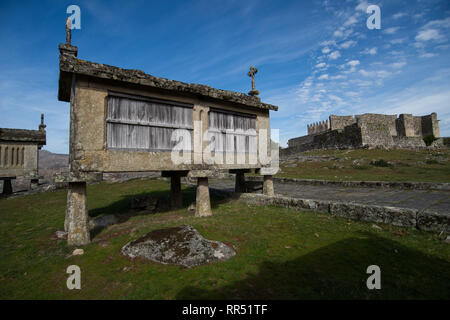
[287, 123, 362, 152]
[396, 114, 415, 137]
[307, 120, 330, 135]
[356, 114, 398, 137]
[286, 112, 440, 152]
[329, 115, 355, 131]
[420, 113, 440, 137]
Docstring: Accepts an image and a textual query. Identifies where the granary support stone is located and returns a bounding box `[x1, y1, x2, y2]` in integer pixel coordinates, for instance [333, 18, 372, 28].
[162, 171, 188, 209]
[170, 176, 182, 209]
[65, 182, 90, 246]
[235, 171, 246, 193]
[229, 169, 251, 193]
[196, 177, 212, 217]
[263, 175, 274, 196]
[1, 178, 13, 196]
[30, 179, 39, 189]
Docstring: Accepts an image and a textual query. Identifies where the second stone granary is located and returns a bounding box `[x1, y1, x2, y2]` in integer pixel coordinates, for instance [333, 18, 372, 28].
[0, 115, 46, 195]
[57, 34, 278, 245]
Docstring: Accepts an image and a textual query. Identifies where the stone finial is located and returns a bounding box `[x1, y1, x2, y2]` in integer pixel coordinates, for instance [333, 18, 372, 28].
[247, 66, 260, 96]
[66, 18, 72, 45]
[39, 113, 46, 131]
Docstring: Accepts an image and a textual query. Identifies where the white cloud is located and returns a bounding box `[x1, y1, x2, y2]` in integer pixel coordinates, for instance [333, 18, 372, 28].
[359, 69, 392, 78]
[390, 61, 406, 69]
[343, 15, 358, 27]
[340, 40, 356, 49]
[383, 27, 400, 34]
[347, 60, 360, 67]
[328, 94, 343, 102]
[318, 74, 329, 80]
[423, 17, 450, 29]
[415, 29, 442, 41]
[328, 51, 341, 60]
[362, 47, 377, 55]
[320, 40, 336, 47]
[330, 75, 347, 80]
[322, 47, 331, 54]
[355, 0, 369, 12]
[393, 12, 407, 20]
[390, 38, 406, 44]
[333, 29, 344, 38]
[315, 62, 327, 68]
[420, 52, 437, 58]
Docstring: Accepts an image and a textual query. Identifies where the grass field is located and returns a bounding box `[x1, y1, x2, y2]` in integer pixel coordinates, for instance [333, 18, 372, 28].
[279, 148, 450, 183]
[0, 178, 449, 299]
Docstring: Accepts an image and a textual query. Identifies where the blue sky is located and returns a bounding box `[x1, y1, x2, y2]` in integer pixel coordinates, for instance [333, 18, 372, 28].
[0, 0, 449, 153]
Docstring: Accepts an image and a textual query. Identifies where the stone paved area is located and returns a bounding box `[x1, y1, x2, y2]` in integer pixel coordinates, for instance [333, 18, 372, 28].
[207, 179, 450, 215]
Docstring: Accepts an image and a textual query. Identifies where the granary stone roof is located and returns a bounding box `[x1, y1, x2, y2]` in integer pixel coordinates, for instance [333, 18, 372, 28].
[0, 128, 46, 145]
[58, 44, 278, 111]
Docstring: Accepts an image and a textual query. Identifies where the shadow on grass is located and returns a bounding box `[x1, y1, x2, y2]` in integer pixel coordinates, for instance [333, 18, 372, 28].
[176, 232, 450, 300]
[88, 185, 235, 239]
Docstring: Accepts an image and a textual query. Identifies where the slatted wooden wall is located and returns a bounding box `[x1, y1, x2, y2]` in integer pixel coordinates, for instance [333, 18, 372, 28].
[0, 145, 25, 168]
[208, 109, 256, 154]
[106, 94, 193, 151]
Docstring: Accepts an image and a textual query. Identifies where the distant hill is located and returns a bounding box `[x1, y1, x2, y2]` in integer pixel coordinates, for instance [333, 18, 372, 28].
[39, 150, 69, 171]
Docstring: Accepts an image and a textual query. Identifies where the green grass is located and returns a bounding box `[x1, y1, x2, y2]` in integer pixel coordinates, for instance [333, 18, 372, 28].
[279, 148, 450, 183]
[0, 179, 449, 299]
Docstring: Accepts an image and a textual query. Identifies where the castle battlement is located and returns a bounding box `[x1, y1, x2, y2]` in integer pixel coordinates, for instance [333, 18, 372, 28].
[288, 112, 440, 151]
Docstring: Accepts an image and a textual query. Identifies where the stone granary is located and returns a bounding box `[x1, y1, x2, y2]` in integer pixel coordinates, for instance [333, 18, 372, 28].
[0, 115, 46, 195]
[287, 112, 440, 152]
[57, 23, 278, 245]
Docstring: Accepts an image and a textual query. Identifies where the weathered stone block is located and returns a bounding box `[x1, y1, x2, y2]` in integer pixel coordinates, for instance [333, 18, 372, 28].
[66, 182, 90, 246]
[196, 177, 212, 217]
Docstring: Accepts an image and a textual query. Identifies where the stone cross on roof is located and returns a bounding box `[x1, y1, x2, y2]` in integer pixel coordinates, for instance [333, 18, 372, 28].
[66, 18, 72, 45]
[39, 113, 46, 131]
[247, 66, 260, 96]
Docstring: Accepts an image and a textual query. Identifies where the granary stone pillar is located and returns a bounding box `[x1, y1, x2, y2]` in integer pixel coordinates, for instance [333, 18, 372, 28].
[1, 179, 13, 196]
[66, 182, 90, 246]
[170, 176, 183, 209]
[258, 167, 277, 196]
[30, 179, 39, 189]
[263, 175, 274, 196]
[162, 171, 188, 209]
[235, 171, 246, 193]
[188, 170, 217, 217]
[196, 177, 212, 217]
[229, 169, 251, 193]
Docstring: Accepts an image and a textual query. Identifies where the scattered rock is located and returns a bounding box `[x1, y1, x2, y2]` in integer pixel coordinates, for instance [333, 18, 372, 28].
[188, 202, 196, 213]
[89, 214, 118, 230]
[72, 248, 84, 256]
[445, 236, 450, 244]
[55, 230, 68, 239]
[121, 225, 235, 268]
[370, 159, 392, 167]
[130, 195, 158, 211]
[372, 224, 382, 230]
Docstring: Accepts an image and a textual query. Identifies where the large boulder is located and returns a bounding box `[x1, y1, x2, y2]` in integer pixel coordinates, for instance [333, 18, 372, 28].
[121, 225, 235, 267]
